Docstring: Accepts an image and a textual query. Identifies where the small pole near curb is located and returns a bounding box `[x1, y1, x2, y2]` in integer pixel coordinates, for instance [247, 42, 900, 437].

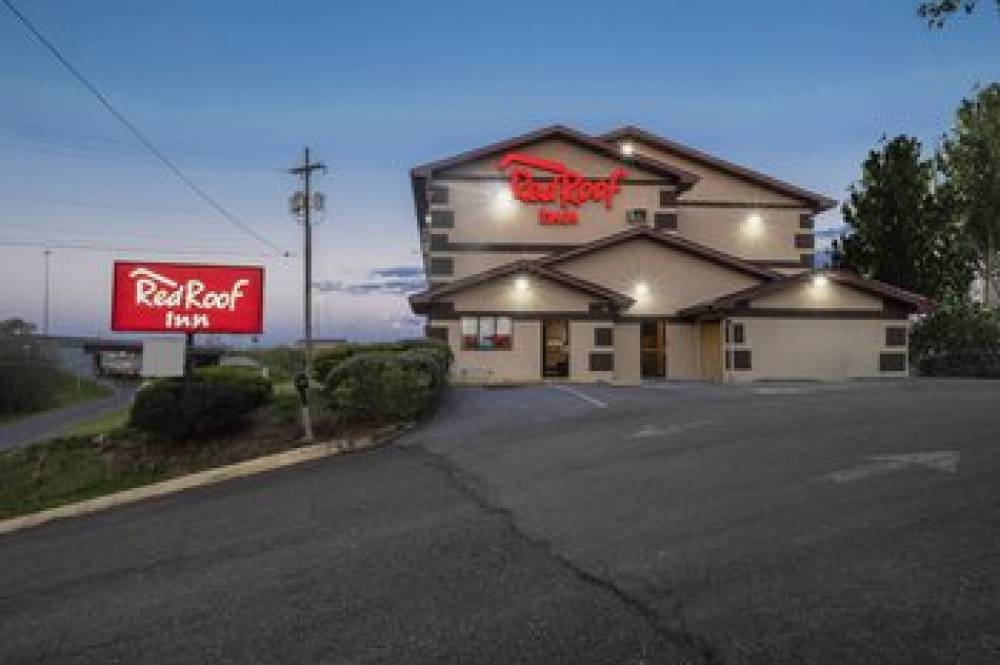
[289, 147, 326, 442]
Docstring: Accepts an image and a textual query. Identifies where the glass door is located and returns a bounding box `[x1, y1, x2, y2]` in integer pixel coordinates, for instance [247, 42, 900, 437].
[640, 320, 666, 378]
[542, 319, 570, 378]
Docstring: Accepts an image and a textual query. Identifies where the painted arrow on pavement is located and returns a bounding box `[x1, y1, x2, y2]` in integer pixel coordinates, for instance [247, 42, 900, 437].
[826, 451, 960, 483]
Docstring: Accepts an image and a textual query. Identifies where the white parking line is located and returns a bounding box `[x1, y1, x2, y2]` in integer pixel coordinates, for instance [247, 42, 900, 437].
[551, 384, 608, 409]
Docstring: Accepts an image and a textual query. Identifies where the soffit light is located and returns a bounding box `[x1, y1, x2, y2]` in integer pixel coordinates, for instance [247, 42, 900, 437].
[812, 272, 829, 287]
[515, 276, 529, 291]
[635, 281, 650, 297]
[620, 141, 635, 157]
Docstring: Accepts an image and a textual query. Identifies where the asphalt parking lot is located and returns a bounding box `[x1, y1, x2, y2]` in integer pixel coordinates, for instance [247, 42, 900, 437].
[2, 379, 998, 664]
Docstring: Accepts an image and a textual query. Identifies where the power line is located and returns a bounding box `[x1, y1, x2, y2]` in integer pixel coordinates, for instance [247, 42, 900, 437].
[1, 0, 290, 256]
[0, 239, 275, 257]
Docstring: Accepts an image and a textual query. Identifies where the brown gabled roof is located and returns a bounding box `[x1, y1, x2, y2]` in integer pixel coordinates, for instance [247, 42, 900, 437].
[600, 126, 838, 212]
[411, 124, 700, 184]
[536, 226, 783, 281]
[409, 259, 634, 314]
[677, 269, 933, 318]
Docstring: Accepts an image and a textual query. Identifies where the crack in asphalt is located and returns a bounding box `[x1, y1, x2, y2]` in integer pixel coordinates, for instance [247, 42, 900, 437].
[408, 442, 725, 665]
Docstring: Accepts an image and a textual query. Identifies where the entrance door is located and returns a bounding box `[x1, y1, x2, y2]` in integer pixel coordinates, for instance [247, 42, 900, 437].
[699, 321, 723, 381]
[640, 320, 666, 378]
[542, 319, 570, 378]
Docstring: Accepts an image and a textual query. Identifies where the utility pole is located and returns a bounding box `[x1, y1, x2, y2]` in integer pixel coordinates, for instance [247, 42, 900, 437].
[289, 147, 326, 442]
[42, 248, 52, 336]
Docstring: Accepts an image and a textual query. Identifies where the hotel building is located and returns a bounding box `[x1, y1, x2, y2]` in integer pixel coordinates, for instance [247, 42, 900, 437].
[408, 125, 929, 383]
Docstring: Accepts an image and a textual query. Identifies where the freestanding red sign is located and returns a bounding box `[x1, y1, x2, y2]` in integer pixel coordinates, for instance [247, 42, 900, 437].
[111, 261, 264, 334]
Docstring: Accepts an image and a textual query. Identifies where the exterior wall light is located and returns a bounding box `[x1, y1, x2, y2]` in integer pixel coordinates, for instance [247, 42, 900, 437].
[745, 212, 764, 235]
[620, 141, 635, 157]
[812, 272, 829, 287]
[635, 281, 650, 297]
[495, 187, 514, 208]
[515, 276, 529, 291]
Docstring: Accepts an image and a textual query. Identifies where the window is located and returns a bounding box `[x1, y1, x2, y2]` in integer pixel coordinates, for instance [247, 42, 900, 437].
[429, 185, 449, 205]
[726, 322, 745, 344]
[430, 210, 454, 228]
[799, 213, 814, 229]
[659, 189, 677, 207]
[430, 233, 449, 251]
[589, 352, 614, 372]
[653, 212, 677, 231]
[429, 257, 454, 276]
[880, 352, 906, 372]
[795, 233, 815, 249]
[594, 327, 614, 347]
[727, 349, 752, 370]
[885, 326, 907, 347]
[461, 316, 512, 351]
[626, 209, 648, 225]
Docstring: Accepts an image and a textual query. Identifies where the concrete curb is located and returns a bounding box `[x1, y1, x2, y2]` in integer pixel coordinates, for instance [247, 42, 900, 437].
[0, 424, 412, 536]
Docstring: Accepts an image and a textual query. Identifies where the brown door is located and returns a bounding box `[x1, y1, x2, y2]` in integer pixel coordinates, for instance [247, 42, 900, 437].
[699, 321, 723, 381]
[542, 319, 570, 378]
[640, 320, 666, 378]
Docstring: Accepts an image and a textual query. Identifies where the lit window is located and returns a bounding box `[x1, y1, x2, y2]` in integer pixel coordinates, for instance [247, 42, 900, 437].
[461, 316, 512, 351]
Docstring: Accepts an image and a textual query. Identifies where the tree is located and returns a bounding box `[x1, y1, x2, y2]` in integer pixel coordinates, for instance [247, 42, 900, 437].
[940, 84, 1000, 306]
[0, 318, 37, 337]
[837, 135, 975, 302]
[918, 0, 1000, 27]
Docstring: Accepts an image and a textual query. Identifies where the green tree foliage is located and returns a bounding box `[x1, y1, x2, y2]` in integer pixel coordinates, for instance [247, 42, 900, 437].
[0, 318, 59, 415]
[918, 0, 1000, 27]
[940, 84, 1000, 306]
[836, 135, 975, 302]
[910, 301, 1000, 375]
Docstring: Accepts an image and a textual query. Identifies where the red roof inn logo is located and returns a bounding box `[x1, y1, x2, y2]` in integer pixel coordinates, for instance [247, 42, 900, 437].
[498, 152, 626, 225]
[111, 261, 264, 334]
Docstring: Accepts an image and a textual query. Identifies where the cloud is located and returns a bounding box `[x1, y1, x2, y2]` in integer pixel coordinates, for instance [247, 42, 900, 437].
[313, 264, 426, 296]
[370, 265, 424, 279]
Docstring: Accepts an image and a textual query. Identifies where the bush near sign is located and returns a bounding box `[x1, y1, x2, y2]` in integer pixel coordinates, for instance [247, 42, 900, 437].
[111, 261, 265, 334]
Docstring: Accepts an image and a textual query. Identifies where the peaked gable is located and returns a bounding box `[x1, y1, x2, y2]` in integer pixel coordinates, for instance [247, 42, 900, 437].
[601, 126, 837, 211]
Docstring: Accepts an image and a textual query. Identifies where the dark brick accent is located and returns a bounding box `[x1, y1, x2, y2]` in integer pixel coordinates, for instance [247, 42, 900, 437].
[589, 352, 615, 372]
[880, 352, 907, 372]
[654, 212, 678, 230]
[429, 257, 454, 276]
[430, 210, 454, 228]
[885, 326, 907, 347]
[430, 233, 449, 251]
[795, 233, 815, 249]
[428, 185, 449, 205]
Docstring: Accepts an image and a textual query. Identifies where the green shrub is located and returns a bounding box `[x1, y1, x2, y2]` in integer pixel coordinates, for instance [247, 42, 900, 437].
[322, 347, 451, 424]
[194, 366, 272, 408]
[130, 373, 273, 442]
[910, 302, 1000, 376]
[313, 338, 452, 383]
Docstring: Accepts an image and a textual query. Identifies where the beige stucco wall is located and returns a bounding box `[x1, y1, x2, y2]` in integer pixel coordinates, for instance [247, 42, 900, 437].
[613, 322, 641, 385]
[726, 318, 909, 381]
[568, 320, 616, 383]
[444, 273, 593, 313]
[626, 140, 805, 205]
[751, 279, 883, 310]
[436, 318, 542, 384]
[429, 251, 546, 283]
[554, 237, 764, 316]
[676, 206, 807, 262]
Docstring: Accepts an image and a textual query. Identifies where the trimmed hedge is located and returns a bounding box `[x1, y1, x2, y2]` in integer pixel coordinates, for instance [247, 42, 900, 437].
[319, 340, 452, 423]
[130, 370, 272, 442]
[312, 338, 452, 384]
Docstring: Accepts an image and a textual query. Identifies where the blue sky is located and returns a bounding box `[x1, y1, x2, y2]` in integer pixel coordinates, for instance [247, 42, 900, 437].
[1, 0, 997, 343]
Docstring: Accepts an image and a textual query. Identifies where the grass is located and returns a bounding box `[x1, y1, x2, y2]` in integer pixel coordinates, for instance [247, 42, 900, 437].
[52, 373, 113, 408]
[64, 407, 130, 438]
[0, 394, 343, 521]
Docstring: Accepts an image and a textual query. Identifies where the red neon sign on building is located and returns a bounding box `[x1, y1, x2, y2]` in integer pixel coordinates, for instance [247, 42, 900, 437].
[498, 152, 627, 225]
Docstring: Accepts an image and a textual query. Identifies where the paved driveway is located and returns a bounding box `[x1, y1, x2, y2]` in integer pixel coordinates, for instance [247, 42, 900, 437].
[1, 380, 998, 664]
[0, 381, 135, 451]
